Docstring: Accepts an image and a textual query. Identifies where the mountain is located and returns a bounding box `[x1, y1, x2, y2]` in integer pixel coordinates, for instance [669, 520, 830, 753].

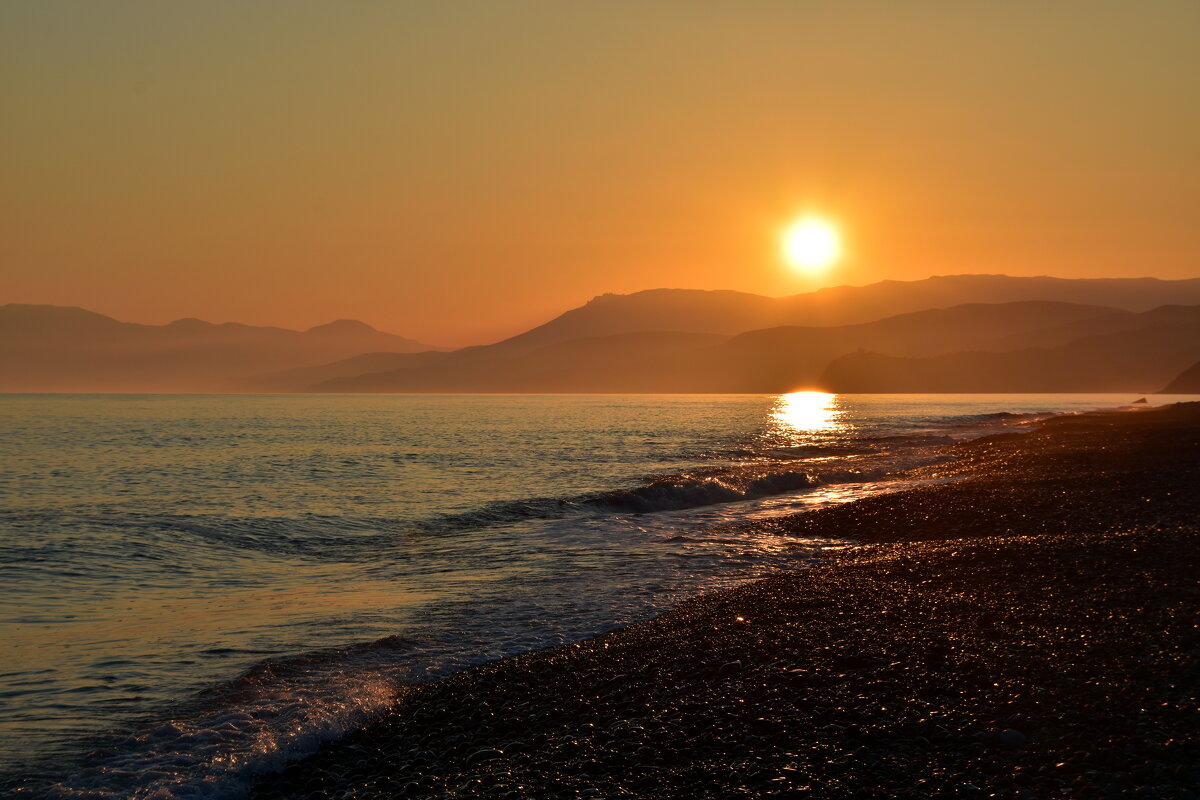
[314, 301, 1121, 393]
[0, 305, 441, 392]
[775, 274, 1200, 327]
[315, 332, 730, 393]
[986, 305, 1200, 351]
[818, 307, 1200, 393]
[487, 275, 1200, 353]
[1162, 362, 1200, 394]
[489, 290, 777, 353]
[249, 351, 446, 392]
[11, 275, 1200, 393]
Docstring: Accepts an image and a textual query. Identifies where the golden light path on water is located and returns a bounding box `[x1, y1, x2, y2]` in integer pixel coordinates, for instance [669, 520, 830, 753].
[707, 390, 857, 558]
[771, 391, 844, 436]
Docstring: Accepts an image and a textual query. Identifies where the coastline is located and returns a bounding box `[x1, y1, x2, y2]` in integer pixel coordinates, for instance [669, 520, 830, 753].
[252, 402, 1200, 799]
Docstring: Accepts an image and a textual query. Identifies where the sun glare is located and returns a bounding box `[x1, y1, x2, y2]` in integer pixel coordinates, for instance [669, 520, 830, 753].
[772, 391, 841, 433]
[782, 217, 841, 272]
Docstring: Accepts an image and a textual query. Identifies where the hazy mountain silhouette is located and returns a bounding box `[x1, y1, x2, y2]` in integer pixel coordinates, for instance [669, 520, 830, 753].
[0, 305, 441, 392]
[250, 351, 446, 392]
[488, 275, 1200, 353]
[775, 274, 1200, 327]
[315, 301, 1121, 393]
[10, 275, 1200, 393]
[315, 332, 730, 393]
[490, 290, 776, 353]
[1162, 361, 1200, 394]
[818, 306, 1200, 393]
[986, 305, 1200, 351]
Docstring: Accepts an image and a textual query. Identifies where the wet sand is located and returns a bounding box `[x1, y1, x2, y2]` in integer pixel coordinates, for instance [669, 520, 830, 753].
[253, 403, 1200, 800]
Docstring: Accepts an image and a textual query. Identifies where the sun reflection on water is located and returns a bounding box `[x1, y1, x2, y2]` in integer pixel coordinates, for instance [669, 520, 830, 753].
[771, 391, 843, 436]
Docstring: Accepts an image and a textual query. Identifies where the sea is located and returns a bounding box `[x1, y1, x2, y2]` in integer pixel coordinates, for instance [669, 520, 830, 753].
[2, 392, 1193, 799]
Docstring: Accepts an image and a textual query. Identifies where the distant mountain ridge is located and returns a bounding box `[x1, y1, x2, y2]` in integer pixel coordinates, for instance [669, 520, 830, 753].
[7, 274, 1200, 393]
[315, 300, 1126, 393]
[491, 275, 1200, 353]
[0, 304, 441, 392]
[987, 305, 1200, 351]
[818, 305, 1200, 394]
[0, 304, 435, 345]
[1162, 361, 1200, 394]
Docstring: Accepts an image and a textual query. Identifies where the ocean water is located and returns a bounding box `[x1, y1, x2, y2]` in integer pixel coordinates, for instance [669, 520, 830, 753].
[2, 392, 1190, 798]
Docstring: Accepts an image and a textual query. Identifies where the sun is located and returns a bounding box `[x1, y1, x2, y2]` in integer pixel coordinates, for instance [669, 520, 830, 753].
[782, 217, 841, 272]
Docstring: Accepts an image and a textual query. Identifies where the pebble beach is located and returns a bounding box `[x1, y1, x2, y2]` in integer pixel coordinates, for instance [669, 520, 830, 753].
[251, 402, 1200, 800]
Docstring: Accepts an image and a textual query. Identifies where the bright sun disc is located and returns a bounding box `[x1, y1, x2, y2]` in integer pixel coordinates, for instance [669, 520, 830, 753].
[782, 217, 841, 271]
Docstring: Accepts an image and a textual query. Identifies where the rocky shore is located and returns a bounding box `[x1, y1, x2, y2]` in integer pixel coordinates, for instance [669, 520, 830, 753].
[253, 404, 1200, 800]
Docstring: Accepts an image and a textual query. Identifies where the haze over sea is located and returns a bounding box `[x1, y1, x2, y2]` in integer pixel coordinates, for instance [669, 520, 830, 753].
[3, 393, 1196, 798]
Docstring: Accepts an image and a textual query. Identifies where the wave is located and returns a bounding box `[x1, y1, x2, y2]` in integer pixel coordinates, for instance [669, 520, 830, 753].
[1, 431, 966, 563]
[943, 409, 1063, 428]
[962, 411, 1035, 420]
[414, 429, 982, 526]
[583, 468, 819, 513]
[23, 634, 417, 800]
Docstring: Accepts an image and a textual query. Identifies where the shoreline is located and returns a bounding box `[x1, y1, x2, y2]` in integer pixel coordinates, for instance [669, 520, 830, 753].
[252, 402, 1200, 799]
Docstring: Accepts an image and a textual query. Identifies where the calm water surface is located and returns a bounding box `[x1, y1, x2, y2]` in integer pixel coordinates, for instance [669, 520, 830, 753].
[2, 393, 1190, 798]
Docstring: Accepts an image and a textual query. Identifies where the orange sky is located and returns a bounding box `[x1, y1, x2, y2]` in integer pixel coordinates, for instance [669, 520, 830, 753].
[2, 2, 1197, 346]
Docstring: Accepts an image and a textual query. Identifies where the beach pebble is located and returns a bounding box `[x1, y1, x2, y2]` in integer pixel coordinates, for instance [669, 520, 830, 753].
[466, 747, 504, 765]
[996, 728, 1028, 748]
[975, 728, 1027, 748]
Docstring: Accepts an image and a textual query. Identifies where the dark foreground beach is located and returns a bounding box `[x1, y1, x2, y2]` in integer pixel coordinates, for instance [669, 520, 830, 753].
[254, 404, 1200, 800]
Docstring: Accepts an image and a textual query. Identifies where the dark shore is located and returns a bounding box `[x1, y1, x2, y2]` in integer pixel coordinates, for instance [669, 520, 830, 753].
[254, 404, 1200, 800]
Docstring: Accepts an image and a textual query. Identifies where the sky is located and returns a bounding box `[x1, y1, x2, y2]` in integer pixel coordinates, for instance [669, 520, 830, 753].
[2, 1, 1198, 346]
